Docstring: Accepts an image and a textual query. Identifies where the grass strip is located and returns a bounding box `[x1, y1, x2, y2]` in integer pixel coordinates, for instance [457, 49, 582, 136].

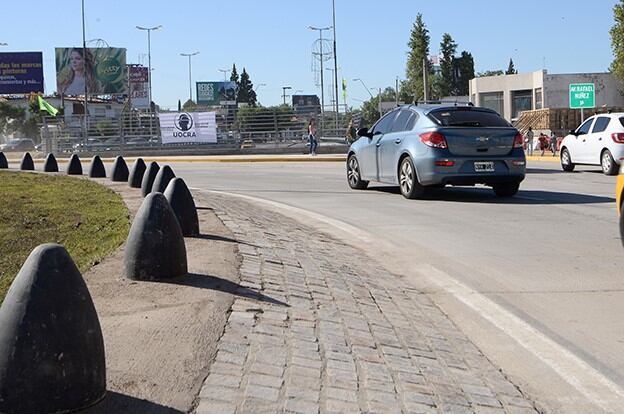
[0, 171, 129, 303]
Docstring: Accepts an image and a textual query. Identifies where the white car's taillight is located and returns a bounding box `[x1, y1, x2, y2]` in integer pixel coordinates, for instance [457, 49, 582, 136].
[612, 133, 624, 144]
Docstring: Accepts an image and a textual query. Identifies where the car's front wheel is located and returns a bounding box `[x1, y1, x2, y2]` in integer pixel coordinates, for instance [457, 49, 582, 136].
[492, 182, 520, 197]
[399, 157, 425, 199]
[347, 155, 368, 190]
[561, 148, 575, 172]
[601, 150, 618, 176]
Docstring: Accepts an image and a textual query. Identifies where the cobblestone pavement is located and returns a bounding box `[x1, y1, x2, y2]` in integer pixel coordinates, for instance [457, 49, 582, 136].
[195, 194, 539, 414]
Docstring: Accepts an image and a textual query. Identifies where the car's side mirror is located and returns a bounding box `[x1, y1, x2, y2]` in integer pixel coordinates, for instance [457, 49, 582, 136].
[357, 128, 372, 139]
[569, 129, 578, 136]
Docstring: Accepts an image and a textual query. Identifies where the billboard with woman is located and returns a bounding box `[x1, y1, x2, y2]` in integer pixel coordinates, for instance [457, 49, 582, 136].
[55, 47, 127, 95]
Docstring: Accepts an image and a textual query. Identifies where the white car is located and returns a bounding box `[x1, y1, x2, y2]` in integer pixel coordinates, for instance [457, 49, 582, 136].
[560, 112, 624, 175]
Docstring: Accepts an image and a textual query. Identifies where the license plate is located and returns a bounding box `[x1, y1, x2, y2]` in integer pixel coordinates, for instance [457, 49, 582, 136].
[474, 161, 495, 172]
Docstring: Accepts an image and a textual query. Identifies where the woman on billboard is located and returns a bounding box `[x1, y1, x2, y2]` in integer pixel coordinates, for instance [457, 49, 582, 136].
[58, 48, 101, 95]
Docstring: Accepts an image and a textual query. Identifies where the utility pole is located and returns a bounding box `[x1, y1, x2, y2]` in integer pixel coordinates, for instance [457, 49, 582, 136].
[81, 0, 88, 140]
[180, 51, 199, 102]
[309, 25, 332, 137]
[395, 77, 399, 107]
[422, 58, 429, 102]
[282, 86, 292, 105]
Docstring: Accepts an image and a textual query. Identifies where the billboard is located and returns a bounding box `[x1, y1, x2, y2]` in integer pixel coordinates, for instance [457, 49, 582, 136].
[292, 94, 320, 107]
[0, 52, 44, 94]
[55, 47, 127, 95]
[129, 65, 149, 108]
[196, 81, 237, 106]
[159, 112, 217, 144]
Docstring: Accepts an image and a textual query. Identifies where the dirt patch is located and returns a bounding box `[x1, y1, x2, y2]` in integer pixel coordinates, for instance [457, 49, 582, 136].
[82, 180, 240, 413]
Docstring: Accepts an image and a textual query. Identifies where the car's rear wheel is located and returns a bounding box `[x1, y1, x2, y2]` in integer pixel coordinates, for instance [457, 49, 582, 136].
[561, 148, 575, 172]
[601, 149, 618, 176]
[347, 155, 368, 190]
[492, 182, 520, 197]
[399, 157, 425, 199]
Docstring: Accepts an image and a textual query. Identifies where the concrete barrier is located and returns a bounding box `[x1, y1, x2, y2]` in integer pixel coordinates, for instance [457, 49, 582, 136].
[111, 156, 129, 182]
[128, 158, 146, 188]
[44, 153, 59, 172]
[0, 152, 7, 169]
[20, 152, 34, 171]
[151, 165, 175, 194]
[89, 155, 107, 178]
[0, 244, 106, 413]
[140, 161, 160, 197]
[124, 192, 187, 280]
[164, 177, 199, 236]
[67, 154, 83, 175]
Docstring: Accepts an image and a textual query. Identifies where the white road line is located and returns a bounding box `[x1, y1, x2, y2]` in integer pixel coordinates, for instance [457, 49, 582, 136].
[195, 188, 624, 412]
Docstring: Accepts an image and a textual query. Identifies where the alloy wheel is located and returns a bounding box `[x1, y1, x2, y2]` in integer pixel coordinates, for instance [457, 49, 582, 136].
[348, 157, 360, 186]
[400, 160, 413, 194]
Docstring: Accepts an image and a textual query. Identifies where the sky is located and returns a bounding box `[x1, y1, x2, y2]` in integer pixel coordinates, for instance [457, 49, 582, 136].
[1, 0, 619, 110]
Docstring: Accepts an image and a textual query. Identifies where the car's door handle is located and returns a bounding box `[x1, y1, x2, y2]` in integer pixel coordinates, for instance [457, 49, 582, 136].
[395, 139, 402, 144]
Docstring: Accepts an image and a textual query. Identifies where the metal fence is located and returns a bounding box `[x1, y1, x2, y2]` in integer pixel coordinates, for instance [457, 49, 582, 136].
[40, 105, 358, 155]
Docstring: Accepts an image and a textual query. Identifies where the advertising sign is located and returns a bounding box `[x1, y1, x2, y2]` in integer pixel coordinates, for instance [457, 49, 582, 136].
[129, 65, 149, 108]
[0, 52, 44, 94]
[159, 112, 217, 144]
[569, 83, 595, 109]
[196, 81, 237, 106]
[55, 47, 127, 95]
[292, 94, 320, 107]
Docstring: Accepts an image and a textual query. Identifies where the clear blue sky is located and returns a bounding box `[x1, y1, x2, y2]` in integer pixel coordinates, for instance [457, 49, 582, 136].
[1, 0, 619, 109]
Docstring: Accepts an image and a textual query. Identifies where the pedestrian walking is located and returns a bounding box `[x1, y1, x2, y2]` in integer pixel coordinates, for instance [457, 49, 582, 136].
[345, 119, 357, 144]
[525, 127, 534, 156]
[550, 131, 558, 156]
[308, 119, 318, 156]
[538, 133, 549, 156]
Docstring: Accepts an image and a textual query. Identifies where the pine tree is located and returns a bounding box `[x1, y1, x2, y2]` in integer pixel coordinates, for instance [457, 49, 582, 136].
[177, 99, 181, 111]
[506, 58, 517, 75]
[230, 63, 239, 84]
[237, 68, 258, 107]
[404, 14, 432, 102]
[454, 51, 474, 96]
[438, 33, 457, 97]
[611, 1, 624, 83]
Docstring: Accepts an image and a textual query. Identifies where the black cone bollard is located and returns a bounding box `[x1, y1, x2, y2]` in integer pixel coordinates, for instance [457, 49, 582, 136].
[67, 154, 83, 175]
[140, 161, 159, 197]
[151, 164, 175, 194]
[128, 158, 146, 188]
[111, 156, 129, 182]
[0, 244, 106, 413]
[164, 177, 199, 236]
[0, 152, 7, 169]
[124, 192, 187, 280]
[20, 152, 34, 171]
[89, 155, 106, 178]
[43, 153, 59, 172]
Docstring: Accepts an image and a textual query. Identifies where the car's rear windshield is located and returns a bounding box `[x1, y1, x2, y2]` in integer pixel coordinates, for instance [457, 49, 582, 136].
[427, 108, 511, 128]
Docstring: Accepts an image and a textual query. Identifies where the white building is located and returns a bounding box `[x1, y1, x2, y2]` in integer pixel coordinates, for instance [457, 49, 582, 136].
[469, 70, 624, 122]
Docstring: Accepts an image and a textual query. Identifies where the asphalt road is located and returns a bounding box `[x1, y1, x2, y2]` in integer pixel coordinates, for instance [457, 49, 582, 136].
[171, 159, 624, 413]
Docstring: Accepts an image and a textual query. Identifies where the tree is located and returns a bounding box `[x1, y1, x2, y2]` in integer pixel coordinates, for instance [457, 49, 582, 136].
[438, 33, 458, 97]
[230, 63, 239, 84]
[177, 100, 181, 111]
[454, 51, 475, 96]
[237, 68, 257, 107]
[476, 70, 504, 78]
[182, 99, 197, 111]
[404, 14, 432, 102]
[506, 58, 517, 75]
[611, 1, 624, 83]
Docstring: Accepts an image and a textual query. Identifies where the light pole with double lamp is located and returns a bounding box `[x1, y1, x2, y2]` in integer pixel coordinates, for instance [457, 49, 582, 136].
[180, 51, 199, 102]
[136, 25, 161, 140]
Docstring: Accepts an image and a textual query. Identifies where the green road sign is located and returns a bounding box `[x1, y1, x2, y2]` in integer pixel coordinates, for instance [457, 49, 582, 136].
[569, 83, 595, 109]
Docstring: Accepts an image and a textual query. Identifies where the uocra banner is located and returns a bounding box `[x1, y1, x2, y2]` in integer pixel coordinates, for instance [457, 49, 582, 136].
[159, 112, 217, 144]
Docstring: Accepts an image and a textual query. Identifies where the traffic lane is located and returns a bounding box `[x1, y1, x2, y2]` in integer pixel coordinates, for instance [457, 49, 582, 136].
[171, 161, 624, 385]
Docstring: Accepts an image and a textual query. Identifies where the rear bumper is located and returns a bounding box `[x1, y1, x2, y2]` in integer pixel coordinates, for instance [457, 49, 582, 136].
[416, 148, 526, 186]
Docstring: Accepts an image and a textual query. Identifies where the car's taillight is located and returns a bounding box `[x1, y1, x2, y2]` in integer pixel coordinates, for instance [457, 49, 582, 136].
[612, 133, 624, 144]
[420, 132, 447, 149]
[513, 132, 524, 148]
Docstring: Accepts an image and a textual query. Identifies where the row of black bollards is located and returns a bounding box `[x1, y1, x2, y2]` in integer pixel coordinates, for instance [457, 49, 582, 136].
[0, 152, 201, 413]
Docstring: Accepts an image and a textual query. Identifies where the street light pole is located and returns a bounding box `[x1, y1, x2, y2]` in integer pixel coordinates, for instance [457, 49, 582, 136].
[282, 86, 292, 105]
[136, 24, 161, 141]
[332, 0, 339, 130]
[353, 78, 374, 99]
[81, 0, 88, 140]
[254, 83, 267, 92]
[180, 51, 199, 102]
[218, 68, 231, 82]
[309, 25, 332, 138]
